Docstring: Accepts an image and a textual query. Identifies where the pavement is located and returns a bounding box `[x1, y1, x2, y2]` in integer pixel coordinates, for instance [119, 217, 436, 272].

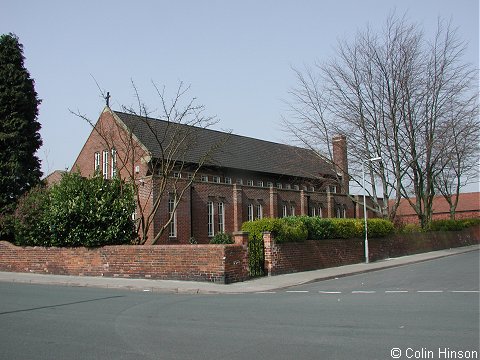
[0, 244, 478, 294]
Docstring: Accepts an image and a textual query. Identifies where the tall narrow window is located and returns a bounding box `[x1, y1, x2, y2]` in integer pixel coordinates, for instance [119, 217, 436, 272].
[102, 150, 109, 179]
[168, 196, 177, 238]
[247, 204, 254, 222]
[94, 152, 101, 173]
[319, 206, 323, 218]
[256, 204, 263, 220]
[218, 202, 225, 233]
[111, 148, 117, 178]
[282, 204, 288, 218]
[207, 201, 215, 237]
[290, 205, 295, 216]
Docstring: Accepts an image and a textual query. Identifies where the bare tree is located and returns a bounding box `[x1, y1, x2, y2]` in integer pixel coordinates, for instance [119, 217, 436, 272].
[284, 13, 478, 227]
[72, 81, 229, 244]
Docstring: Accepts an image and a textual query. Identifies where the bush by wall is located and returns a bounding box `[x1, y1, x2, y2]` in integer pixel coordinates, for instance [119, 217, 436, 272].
[242, 216, 394, 243]
[13, 173, 136, 247]
[241, 217, 308, 244]
[210, 232, 234, 244]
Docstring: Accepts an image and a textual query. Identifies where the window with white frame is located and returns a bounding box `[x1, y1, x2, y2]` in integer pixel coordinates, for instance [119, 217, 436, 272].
[277, 183, 283, 189]
[201, 175, 208, 182]
[236, 178, 243, 185]
[257, 181, 264, 187]
[173, 172, 181, 179]
[336, 207, 341, 218]
[225, 177, 232, 184]
[342, 205, 347, 218]
[213, 176, 220, 183]
[168, 196, 177, 238]
[94, 152, 101, 173]
[267, 182, 273, 188]
[218, 202, 225, 233]
[111, 148, 117, 178]
[319, 206, 323, 218]
[247, 180, 254, 186]
[247, 204, 254, 222]
[207, 201, 215, 236]
[282, 204, 288, 218]
[285, 184, 291, 190]
[102, 150, 109, 179]
[290, 204, 295, 216]
[256, 204, 263, 220]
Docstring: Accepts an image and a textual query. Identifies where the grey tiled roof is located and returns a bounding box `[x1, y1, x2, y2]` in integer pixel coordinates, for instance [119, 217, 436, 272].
[114, 110, 334, 179]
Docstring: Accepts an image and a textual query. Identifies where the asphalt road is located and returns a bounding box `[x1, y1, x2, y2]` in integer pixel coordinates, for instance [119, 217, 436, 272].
[0, 251, 478, 360]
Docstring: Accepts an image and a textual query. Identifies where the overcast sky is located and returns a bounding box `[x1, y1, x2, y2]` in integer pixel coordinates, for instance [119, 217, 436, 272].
[1, 0, 478, 191]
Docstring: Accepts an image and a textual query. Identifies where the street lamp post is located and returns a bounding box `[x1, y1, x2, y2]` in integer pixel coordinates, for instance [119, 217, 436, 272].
[362, 156, 382, 264]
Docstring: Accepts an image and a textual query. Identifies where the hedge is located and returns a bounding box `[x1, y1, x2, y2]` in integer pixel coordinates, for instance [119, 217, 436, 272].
[241, 216, 395, 243]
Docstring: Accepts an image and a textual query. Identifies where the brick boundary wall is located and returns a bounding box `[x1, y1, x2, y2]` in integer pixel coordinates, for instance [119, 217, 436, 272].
[0, 226, 477, 283]
[0, 241, 249, 284]
[264, 225, 480, 276]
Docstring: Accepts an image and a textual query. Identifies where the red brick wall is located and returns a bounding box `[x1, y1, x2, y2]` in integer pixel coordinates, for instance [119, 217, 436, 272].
[264, 225, 480, 276]
[0, 241, 249, 284]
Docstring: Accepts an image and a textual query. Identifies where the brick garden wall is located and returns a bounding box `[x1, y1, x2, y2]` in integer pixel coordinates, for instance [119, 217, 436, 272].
[264, 225, 480, 276]
[0, 241, 249, 284]
[1, 226, 477, 283]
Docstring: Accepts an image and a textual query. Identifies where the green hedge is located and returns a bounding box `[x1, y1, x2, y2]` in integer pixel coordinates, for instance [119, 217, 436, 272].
[428, 218, 480, 232]
[209, 232, 234, 244]
[241, 217, 308, 243]
[241, 216, 394, 243]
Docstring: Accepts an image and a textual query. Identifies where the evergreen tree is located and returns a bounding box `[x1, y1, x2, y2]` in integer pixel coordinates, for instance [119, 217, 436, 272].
[0, 33, 42, 215]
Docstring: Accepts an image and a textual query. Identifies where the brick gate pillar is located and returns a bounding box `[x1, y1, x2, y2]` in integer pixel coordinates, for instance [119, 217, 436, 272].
[263, 231, 274, 276]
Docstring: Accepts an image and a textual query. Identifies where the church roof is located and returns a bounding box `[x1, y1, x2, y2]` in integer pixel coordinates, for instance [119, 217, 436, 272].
[113, 110, 335, 179]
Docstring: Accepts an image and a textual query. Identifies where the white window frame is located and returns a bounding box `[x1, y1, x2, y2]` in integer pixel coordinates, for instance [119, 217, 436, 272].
[256, 204, 263, 220]
[168, 197, 177, 238]
[225, 177, 232, 184]
[94, 152, 101, 173]
[213, 176, 220, 183]
[207, 201, 215, 237]
[218, 202, 225, 233]
[282, 204, 288, 218]
[111, 148, 117, 178]
[236, 179, 243, 185]
[247, 204, 254, 222]
[201, 175, 208, 182]
[102, 150, 109, 179]
[290, 204, 295, 216]
[247, 180, 254, 186]
[257, 181, 264, 187]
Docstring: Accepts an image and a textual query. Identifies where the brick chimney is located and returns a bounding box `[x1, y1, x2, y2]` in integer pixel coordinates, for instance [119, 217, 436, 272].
[332, 134, 349, 194]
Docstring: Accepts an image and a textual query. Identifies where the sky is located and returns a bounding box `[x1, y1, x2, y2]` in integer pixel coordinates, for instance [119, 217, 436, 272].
[1, 0, 479, 191]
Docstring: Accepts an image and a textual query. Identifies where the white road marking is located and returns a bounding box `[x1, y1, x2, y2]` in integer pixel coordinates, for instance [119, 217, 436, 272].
[256, 291, 277, 294]
[385, 290, 409, 293]
[286, 290, 309, 293]
[449, 290, 479, 293]
[417, 290, 444, 293]
[351, 291, 376, 294]
[319, 291, 342, 294]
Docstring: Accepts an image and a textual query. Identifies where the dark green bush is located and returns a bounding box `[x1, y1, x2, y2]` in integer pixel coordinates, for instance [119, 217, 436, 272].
[13, 173, 136, 247]
[13, 185, 51, 246]
[428, 219, 466, 232]
[210, 232, 233, 244]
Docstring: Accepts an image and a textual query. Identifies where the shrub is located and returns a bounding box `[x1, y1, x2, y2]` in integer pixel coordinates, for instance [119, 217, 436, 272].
[329, 219, 363, 239]
[241, 217, 307, 243]
[459, 218, 480, 228]
[367, 218, 395, 238]
[428, 219, 466, 232]
[210, 232, 233, 244]
[13, 185, 51, 246]
[13, 173, 136, 247]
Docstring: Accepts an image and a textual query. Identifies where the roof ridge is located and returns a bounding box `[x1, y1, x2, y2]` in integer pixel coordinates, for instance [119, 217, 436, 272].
[112, 109, 312, 153]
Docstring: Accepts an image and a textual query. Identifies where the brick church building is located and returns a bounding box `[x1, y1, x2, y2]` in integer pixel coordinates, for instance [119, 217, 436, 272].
[72, 107, 358, 244]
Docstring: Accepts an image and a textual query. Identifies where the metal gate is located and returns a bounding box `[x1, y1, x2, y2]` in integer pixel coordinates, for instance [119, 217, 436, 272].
[248, 234, 265, 277]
